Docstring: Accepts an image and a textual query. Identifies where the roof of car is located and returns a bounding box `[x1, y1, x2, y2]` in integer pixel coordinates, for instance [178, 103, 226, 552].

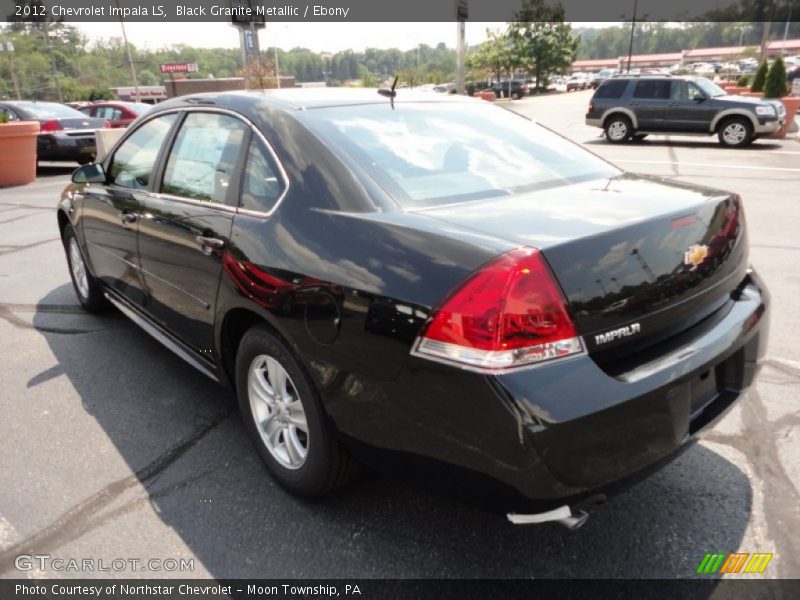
[156, 88, 478, 112]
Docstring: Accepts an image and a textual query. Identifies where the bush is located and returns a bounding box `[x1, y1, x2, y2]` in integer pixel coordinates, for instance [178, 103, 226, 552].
[737, 74, 750, 87]
[764, 56, 789, 98]
[750, 60, 768, 92]
[0, 113, 7, 124]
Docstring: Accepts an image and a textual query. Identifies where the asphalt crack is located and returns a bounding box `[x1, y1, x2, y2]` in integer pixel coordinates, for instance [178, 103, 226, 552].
[0, 238, 60, 257]
[0, 410, 233, 574]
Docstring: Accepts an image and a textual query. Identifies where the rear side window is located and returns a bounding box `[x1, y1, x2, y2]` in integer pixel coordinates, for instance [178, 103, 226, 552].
[633, 80, 670, 99]
[162, 112, 248, 204]
[594, 80, 628, 99]
[109, 114, 177, 190]
[240, 138, 286, 213]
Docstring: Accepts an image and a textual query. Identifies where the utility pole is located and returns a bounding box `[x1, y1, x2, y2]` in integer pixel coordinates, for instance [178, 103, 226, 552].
[115, 0, 140, 101]
[456, 0, 467, 94]
[274, 46, 280, 88]
[2, 41, 22, 100]
[626, 0, 639, 73]
[42, 24, 63, 103]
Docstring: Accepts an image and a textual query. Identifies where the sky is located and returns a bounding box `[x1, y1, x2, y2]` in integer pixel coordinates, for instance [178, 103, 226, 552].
[74, 22, 616, 53]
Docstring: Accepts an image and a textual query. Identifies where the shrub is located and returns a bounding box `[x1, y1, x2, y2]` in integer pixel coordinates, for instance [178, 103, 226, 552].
[0, 113, 8, 124]
[750, 60, 768, 92]
[764, 56, 789, 98]
[737, 74, 750, 87]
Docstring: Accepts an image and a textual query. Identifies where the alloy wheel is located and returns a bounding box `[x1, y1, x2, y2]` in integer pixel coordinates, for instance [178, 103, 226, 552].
[248, 354, 309, 470]
[69, 237, 89, 300]
[723, 122, 747, 145]
[608, 120, 628, 141]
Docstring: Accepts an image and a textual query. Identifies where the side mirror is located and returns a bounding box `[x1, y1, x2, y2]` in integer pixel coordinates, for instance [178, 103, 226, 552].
[693, 93, 706, 102]
[72, 163, 106, 184]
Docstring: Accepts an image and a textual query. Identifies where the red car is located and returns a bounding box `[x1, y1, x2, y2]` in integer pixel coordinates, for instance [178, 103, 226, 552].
[79, 101, 152, 128]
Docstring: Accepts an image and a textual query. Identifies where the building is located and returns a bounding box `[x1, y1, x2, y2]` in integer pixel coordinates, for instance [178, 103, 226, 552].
[573, 38, 800, 73]
[110, 86, 167, 103]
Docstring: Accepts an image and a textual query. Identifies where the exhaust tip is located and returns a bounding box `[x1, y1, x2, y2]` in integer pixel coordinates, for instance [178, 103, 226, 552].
[507, 505, 590, 529]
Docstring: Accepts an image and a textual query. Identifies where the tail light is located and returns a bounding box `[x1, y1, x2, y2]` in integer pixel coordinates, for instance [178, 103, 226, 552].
[40, 120, 62, 133]
[588, 101, 594, 113]
[102, 120, 111, 129]
[412, 247, 584, 371]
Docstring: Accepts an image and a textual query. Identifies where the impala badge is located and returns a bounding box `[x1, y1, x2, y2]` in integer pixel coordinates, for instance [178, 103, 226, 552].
[595, 323, 641, 345]
[684, 244, 709, 269]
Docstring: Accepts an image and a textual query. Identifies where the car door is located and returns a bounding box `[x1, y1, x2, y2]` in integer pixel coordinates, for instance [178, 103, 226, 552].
[81, 113, 178, 308]
[664, 80, 714, 132]
[135, 110, 249, 353]
[629, 79, 670, 130]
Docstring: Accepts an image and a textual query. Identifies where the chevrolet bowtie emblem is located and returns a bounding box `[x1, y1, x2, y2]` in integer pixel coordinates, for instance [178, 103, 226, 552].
[684, 244, 709, 269]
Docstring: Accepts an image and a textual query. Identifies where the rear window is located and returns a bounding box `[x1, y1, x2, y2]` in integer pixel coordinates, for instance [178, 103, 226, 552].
[594, 80, 628, 99]
[13, 102, 87, 119]
[300, 102, 618, 209]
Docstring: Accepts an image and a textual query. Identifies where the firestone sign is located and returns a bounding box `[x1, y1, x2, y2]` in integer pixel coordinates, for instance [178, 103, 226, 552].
[160, 63, 199, 74]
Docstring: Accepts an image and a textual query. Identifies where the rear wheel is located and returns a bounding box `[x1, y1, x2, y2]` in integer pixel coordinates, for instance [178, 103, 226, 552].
[63, 224, 107, 312]
[718, 117, 753, 147]
[236, 325, 357, 497]
[605, 115, 632, 144]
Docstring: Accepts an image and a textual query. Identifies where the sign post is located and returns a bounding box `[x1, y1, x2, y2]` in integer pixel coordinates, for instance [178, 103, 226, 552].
[160, 63, 199, 98]
[456, 0, 468, 94]
[230, 0, 266, 89]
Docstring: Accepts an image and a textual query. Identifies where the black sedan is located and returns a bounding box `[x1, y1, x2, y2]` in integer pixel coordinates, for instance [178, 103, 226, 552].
[0, 101, 107, 164]
[58, 90, 769, 528]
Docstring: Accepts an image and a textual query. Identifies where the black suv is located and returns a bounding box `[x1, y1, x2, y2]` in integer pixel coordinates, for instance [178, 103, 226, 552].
[490, 80, 526, 99]
[586, 75, 785, 147]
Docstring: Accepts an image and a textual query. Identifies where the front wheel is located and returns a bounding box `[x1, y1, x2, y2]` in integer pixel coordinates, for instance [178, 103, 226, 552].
[605, 116, 632, 144]
[236, 325, 357, 497]
[718, 117, 753, 147]
[63, 224, 107, 312]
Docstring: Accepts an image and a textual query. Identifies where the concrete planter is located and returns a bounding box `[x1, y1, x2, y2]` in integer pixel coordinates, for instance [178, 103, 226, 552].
[95, 128, 126, 162]
[725, 86, 750, 95]
[477, 91, 495, 102]
[741, 91, 764, 98]
[0, 121, 40, 187]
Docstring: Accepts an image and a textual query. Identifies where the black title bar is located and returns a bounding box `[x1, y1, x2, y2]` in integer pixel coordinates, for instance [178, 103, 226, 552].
[1, 0, 799, 23]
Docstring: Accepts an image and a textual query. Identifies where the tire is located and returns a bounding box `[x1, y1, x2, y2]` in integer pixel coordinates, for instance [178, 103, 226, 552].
[236, 324, 357, 497]
[62, 224, 108, 312]
[604, 115, 633, 144]
[718, 117, 753, 147]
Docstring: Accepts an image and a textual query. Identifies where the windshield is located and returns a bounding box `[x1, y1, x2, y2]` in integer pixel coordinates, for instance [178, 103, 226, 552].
[301, 102, 619, 209]
[693, 78, 726, 97]
[15, 102, 88, 119]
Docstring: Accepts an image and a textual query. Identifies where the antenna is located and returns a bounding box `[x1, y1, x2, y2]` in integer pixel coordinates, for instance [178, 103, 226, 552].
[377, 76, 399, 109]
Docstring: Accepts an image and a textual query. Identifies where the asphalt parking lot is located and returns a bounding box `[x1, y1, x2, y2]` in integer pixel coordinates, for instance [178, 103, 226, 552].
[0, 89, 798, 580]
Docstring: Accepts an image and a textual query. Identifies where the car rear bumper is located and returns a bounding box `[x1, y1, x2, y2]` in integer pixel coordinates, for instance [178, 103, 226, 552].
[37, 133, 97, 161]
[339, 270, 769, 512]
[585, 115, 602, 127]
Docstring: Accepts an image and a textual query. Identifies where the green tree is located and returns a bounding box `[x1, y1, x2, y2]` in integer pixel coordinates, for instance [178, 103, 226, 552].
[763, 56, 789, 98]
[467, 29, 514, 83]
[508, 0, 578, 89]
[750, 60, 768, 92]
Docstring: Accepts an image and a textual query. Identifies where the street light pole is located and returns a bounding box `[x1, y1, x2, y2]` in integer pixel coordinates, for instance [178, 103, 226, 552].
[1, 41, 22, 100]
[626, 0, 638, 73]
[274, 46, 280, 88]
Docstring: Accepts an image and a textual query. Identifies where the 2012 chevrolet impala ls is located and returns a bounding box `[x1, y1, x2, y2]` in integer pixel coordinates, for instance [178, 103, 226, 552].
[58, 89, 769, 528]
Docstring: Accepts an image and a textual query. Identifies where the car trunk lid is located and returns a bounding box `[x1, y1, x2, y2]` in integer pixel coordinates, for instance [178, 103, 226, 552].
[416, 173, 748, 361]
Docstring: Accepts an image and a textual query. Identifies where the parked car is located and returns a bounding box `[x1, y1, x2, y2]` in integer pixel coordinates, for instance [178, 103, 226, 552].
[79, 101, 152, 128]
[490, 80, 526, 99]
[0, 101, 107, 163]
[566, 73, 589, 91]
[59, 90, 769, 525]
[586, 75, 785, 147]
[591, 69, 618, 88]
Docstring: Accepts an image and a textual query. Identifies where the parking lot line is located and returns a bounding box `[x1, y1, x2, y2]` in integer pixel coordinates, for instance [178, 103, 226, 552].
[614, 159, 800, 173]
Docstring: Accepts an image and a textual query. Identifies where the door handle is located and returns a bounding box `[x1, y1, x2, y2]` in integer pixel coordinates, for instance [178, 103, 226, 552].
[119, 212, 137, 227]
[195, 236, 225, 255]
